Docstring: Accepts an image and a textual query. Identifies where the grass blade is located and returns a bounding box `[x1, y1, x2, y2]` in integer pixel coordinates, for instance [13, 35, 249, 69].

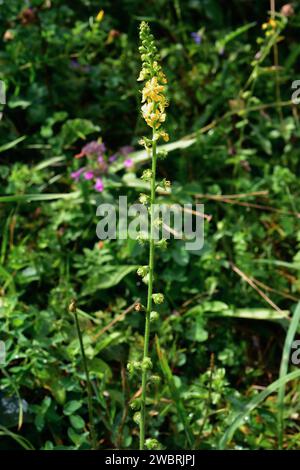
[219, 370, 300, 449]
[0, 136, 26, 153]
[0, 192, 79, 203]
[277, 301, 300, 449]
[34, 156, 65, 171]
[0, 425, 34, 450]
[155, 336, 194, 448]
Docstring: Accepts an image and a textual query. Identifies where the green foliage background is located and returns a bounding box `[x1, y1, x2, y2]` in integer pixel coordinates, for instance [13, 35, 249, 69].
[0, 0, 300, 450]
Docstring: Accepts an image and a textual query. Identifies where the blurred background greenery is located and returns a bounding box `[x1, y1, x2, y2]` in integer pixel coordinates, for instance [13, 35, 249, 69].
[0, 0, 300, 450]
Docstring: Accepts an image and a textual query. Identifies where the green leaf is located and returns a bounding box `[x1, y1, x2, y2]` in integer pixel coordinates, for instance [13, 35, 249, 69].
[68, 427, 88, 447]
[0, 192, 79, 203]
[98, 266, 137, 290]
[186, 304, 289, 321]
[155, 336, 194, 448]
[69, 414, 85, 430]
[88, 358, 112, 379]
[186, 316, 208, 343]
[0, 136, 26, 153]
[34, 156, 65, 171]
[93, 332, 123, 355]
[49, 382, 66, 405]
[216, 22, 256, 52]
[63, 400, 82, 416]
[220, 370, 300, 449]
[0, 425, 34, 450]
[60, 119, 100, 147]
[81, 265, 137, 295]
[8, 99, 31, 109]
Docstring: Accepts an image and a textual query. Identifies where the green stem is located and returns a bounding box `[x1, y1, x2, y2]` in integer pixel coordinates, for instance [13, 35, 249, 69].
[139, 130, 157, 450]
[73, 305, 97, 450]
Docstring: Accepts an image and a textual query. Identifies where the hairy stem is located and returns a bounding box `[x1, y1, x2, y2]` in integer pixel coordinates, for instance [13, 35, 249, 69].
[139, 131, 157, 450]
[73, 305, 97, 450]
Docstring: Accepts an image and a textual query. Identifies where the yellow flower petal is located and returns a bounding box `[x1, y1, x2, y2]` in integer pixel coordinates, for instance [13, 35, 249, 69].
[142, 77, 165, 103]
[160, 131, 169, 142]
[96, 9, 104, 22]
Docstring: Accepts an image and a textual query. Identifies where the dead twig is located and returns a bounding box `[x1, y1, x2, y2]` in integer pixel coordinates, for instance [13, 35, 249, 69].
[93, 300, 139, 341]
[230, 262, 283, 313]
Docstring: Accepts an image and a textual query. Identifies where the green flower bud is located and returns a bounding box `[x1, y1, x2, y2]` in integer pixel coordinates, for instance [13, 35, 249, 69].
[145, 438, 163, 450]
[127, 360, 142, 375]
[130, 398, 141, 410]
[153, 218, 162, 228]
[157, 150, 168, 160]
[138, 137, 152, 148]
[156, 239, 168, 249]
[133, 412, 141, 425]
[136, 233, 148, 245]
[149, 374, 161, 384]
[150, 311, 159, 322]
[152, 293, 164, 304]
[137, 265, 149, 277]
[141, 169, 152, 181]
[139, 193, 149, 205]
[161, 178, 171, 190]
[142, 356, 152, 371]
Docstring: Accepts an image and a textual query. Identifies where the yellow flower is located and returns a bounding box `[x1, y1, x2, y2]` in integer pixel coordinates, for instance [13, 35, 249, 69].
[158, 71, 168, 84]
[157, 110, 166, 124]
[141, 102, 166, 128]
[142, 77, 165, 103]
[160, 130, 169, 142]
[137, 71, 145, 81]
[262, 18, 277, 31]
[96, 9, 104, 22]
[141, 102, 156, 127]
[142, 101, 154, 117]
[138, 23, 169, 137]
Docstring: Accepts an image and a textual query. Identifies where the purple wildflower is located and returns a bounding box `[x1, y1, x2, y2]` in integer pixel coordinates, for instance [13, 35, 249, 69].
[97, 155, 104, 163]
[94, 178, 104, 192]
[119, 145, 134, 156]
[191, 32, 202, 45]
[70, 59, 81, 69]
[71, 168, 84, 181]
[109, 154, 118, 163]
[70, 59, 91, 73]
[82, 141, 106, 157]
[84, 170, 94, 180]
[124, 158, 134, 168]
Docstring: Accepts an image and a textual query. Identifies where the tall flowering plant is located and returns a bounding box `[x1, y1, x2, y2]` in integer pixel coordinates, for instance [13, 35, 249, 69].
[136, 21, 169, 450]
